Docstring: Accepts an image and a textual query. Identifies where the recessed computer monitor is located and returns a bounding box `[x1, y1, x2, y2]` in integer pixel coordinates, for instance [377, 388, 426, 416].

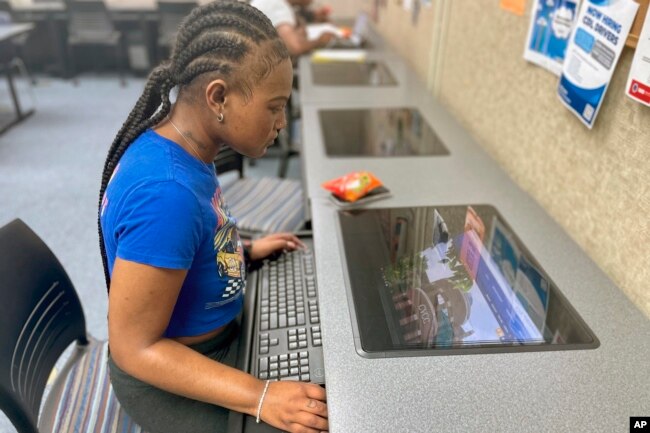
[337, 205, 599, 358]
[319, 107, 449, 157]
[311, 61, 396, 86]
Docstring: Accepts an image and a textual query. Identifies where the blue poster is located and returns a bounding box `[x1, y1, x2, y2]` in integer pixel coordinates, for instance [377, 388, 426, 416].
[557, 0, 639, 128]
[524, 0, 579, 75]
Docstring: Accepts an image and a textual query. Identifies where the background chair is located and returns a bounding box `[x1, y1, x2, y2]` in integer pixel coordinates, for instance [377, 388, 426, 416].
[65, 0, 127, 86]
[155, 0, 197, 63]
[0, 0, 36, 85]
[215, 147, 308, 236]
[0, 219, 143, 433]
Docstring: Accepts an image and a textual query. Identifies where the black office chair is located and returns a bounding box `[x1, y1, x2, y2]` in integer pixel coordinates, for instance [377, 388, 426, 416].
[155, 0, 197, 63]
[215, 147, 307, 236]
[65, 0, 127, 86]
[0, 219, 143, 433]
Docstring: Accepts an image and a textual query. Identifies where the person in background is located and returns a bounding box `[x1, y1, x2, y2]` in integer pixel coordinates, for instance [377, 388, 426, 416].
[251, 0, 336, 56]
[292, 0, 331, 23]
[98, 2, 328, 432]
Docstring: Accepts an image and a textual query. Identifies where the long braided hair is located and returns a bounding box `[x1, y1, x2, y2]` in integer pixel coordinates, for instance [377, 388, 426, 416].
[98, 1, 290, 291]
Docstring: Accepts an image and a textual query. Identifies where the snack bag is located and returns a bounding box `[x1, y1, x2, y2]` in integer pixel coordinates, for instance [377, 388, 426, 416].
[321, 171, 383, 202]
[339, 26, 353, 38]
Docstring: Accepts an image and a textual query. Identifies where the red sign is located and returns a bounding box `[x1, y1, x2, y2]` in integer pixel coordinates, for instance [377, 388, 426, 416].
[628, 79, 650, 104]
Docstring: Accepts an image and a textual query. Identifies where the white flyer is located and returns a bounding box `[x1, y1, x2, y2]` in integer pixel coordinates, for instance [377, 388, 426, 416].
[557, 0, 639, 128]
[626, 5, 650, 106]
[524, 0, 580, 76]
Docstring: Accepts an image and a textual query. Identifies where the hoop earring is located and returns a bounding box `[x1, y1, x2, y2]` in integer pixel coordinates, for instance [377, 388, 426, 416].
[217, 112, 224, 123]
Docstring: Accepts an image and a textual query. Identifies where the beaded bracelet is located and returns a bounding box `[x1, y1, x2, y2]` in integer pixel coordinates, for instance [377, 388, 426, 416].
[255, 379, 271, 424]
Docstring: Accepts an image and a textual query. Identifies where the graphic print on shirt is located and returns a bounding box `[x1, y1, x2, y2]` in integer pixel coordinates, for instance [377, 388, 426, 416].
[210, 185, 246, 304]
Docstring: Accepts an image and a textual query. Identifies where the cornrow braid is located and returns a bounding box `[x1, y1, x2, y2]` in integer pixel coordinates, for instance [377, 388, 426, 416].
[176, 59, 233, 86]
[175, 1, 277, 50]
[98, 0, 290, 291]
[174, 33, 248, 77]
[173, 14, 269, 52]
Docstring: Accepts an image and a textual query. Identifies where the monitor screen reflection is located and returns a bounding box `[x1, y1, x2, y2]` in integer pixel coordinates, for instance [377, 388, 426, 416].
[319, 108, 449, 157]
[338, 205, 598, 356]
[311, 61, 396, 86]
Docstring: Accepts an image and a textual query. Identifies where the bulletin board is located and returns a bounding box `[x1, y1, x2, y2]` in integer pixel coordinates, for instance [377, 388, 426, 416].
[627, 0, 649, 48]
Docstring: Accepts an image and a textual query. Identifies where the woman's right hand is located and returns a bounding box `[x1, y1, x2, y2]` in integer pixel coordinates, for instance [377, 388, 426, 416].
[260, 380, 328, 433]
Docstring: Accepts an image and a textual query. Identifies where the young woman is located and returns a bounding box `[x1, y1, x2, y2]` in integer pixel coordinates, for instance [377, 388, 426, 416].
[98, 2, 327, 432]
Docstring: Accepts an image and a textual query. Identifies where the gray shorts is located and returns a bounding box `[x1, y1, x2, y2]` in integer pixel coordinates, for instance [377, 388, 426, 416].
[108, 321, 240, 433]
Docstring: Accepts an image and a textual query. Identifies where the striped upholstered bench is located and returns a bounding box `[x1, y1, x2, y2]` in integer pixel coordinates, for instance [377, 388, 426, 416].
[221, 176, 306, 235]
[215, 147, 307, 236]
[42, 340, 144, 433]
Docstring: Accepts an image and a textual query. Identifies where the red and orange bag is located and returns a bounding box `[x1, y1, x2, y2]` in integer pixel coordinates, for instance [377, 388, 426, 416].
[321, 171, 384, 202]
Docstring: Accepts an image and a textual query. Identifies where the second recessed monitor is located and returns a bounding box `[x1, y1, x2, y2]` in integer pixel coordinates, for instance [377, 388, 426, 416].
[319, 107, 449, 157]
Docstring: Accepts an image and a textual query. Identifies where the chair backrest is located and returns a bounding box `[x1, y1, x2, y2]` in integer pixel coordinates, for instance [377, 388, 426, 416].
[66, 0, 115, 39]
[0, 219, 87, 433]
[157, 0, 197, 46]
[0, 0, 13, 23]
[214, 146, 244, 179]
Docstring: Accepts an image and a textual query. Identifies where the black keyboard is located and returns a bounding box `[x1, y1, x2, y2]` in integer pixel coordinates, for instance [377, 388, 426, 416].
[227, 237, 325, 433]
[251, 243, 325, 384]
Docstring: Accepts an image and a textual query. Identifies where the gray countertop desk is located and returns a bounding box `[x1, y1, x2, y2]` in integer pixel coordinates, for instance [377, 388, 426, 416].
[297, 32, 650, 433]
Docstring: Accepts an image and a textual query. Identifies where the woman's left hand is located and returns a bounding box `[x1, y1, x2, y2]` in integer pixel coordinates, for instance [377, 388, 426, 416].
[248, 233, 306, 261]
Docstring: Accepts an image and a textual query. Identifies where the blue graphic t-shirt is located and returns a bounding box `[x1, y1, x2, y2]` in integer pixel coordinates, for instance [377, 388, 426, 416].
[100, 129, 245, 337]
